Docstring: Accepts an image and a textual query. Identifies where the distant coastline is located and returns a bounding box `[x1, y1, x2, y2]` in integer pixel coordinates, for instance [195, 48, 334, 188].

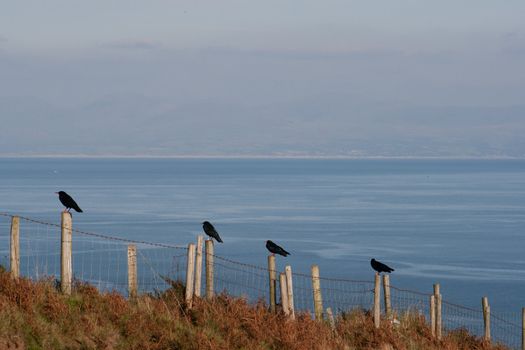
[1, 154, 524, 160]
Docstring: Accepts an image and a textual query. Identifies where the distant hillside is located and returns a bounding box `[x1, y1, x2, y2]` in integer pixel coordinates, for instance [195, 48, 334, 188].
[0, 94, 524, 158]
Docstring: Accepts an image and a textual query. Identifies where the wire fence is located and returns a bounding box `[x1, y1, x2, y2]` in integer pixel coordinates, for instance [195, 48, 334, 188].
[389, 285, 431, 319]
[0, 213, 522, 349]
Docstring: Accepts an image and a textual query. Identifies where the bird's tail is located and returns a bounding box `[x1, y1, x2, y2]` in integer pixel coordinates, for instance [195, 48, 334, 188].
[216, 235, 223, 243]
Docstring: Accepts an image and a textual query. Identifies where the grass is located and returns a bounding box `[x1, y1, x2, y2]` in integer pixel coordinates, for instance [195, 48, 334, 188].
[0, 267, 510, 350]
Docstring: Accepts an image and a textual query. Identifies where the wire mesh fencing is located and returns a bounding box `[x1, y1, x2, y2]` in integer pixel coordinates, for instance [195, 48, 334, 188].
[442, 301, 484, 339]
[0, 212, 523, 349]
[491, 312, 523, 349]
[213, 255, 269, 302]
[295, 273, 376, 317]
[389, 285, 431, 320]
[0, 213, 188, 297]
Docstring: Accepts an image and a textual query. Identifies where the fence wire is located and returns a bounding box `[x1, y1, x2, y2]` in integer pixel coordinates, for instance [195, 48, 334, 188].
[389, 285, 431, 319]
[442, 301, 484, 339]
[491, 312, 523, 349]
[0, 213, 188, 297]
[0, 213, 523, 349]
[214, 255, 269, 302]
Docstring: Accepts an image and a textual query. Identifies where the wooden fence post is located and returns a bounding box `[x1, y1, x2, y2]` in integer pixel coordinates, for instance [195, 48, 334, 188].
[430, 295, 436, 338]
[374, 273, 381, 328]
[521, 307, 524, 350]
[482, 297, 491, 342]
[279, 272, 289, 316]
[434, 284, 442, 340]
[311, 265, 323, 320]
[60, 212, 73, 295]
[326, 307, 336, 331]
[285, 265, 295, 320]
[205, 239, 214, 300]
[194, 235, 204, 297]
[185, 243, 196, 308]
[9, 216, 20, 278]
[268, 255, 277, 313]
[382, 274, 391, 319]
[127, 244, 137, 299]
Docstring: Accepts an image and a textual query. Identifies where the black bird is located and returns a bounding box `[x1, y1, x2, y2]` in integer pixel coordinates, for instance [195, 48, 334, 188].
[266, 240, 290, 257]
[202, 221, 223, 243]
[56, 191, 83, 213]
[370, 258, 394, 274]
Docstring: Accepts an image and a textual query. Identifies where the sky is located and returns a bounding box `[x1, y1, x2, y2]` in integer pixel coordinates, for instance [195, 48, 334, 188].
[1, 1, 524, 157]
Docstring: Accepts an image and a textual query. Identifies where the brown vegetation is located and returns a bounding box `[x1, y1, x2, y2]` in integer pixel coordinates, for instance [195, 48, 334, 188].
[0, 267, 509, 350]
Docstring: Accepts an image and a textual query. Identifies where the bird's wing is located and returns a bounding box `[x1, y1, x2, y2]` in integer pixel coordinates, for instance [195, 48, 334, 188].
[379, 262, 393, 271]
[275, 243, 290, 255]
[61, 193, 82, 211]
[207, 225, 222, 242]
[71, 201, 83, 212]
[214, 232, 223, 243]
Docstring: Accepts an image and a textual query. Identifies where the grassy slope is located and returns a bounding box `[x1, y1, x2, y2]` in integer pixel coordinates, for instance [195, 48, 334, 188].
[0, 268, 509, 350]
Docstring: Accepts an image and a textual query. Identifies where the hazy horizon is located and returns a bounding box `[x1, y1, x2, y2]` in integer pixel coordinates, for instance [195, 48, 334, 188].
[1, 1, 524, 157]
[2, 154, 525, 160]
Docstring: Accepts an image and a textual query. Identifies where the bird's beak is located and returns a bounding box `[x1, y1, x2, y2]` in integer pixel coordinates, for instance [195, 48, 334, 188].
[55, 192, 59, 194]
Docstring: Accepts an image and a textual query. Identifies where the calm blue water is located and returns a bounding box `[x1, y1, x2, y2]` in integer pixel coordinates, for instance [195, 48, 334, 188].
[0, 158, 524, 313]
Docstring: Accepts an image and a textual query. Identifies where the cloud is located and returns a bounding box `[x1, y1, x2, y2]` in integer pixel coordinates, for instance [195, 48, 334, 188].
[100, 39, 161, 50]
[195, 46, 405, 62]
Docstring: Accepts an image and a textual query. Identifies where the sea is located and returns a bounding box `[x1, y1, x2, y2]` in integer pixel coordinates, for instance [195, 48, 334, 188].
[0, 157, 524, 314]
